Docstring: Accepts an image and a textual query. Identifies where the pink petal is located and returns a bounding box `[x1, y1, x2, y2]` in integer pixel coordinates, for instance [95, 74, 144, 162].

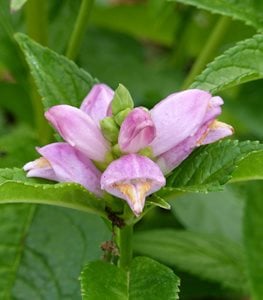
[118, 108, 156, 153]
[24, 143, 102, 196]
[23, 158, 57, 181]
[150, 89, 211, 156]
[200, 121, 234, 145]
[157, 120, 233, 175]
[156, 124, 208, 175]
[101, 154, 165, 216]
[80, 84, 114, 125]
[45, 105, 110, 162]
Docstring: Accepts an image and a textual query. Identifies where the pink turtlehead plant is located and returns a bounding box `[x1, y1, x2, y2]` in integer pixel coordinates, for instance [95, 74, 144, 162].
[24, 84, 233, 216]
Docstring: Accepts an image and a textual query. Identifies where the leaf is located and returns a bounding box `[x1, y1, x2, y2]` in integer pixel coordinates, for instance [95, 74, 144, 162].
[0, 204, 110, 299]
[81, 257, 180, 300]
[231, 150, 263, 182]
[171, 186, 244, 243]
[0, 168, 106, 217]
[134, 229, 248, 292]
[243, 182, 263, 300]
[192, 34, 263, 94]
[0, 126, 38, 168]
[90, 3, 177, 46]
[14, 33, 98, 109]
[10, 0, 27, 12]
[166, 140, 263, 193]
[169, 0, 263, 30]
[147, 194, 171, 210]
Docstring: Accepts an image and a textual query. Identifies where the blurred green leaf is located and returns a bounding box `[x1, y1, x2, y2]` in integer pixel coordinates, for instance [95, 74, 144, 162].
[232, 151, 263, 182]
[0, 168, 106, 217]
[0, 204, 110, 299]
[134, 229, 247, 292]
[10, 0, 27, 12]
[81, 257, 180, 300]
[90, 2, 177, 46]
[192, 34, 263, 93]
[170, 0, 263, 30]
[0, 126, 37, 168]
[171, 186, 243, 243]
[243, 182, 263, 300]
[166, 140, 263, 192]
[15, 33, 98, 109]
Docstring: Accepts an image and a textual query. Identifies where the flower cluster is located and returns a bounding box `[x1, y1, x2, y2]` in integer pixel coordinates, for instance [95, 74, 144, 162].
[24, 84, 233, 216]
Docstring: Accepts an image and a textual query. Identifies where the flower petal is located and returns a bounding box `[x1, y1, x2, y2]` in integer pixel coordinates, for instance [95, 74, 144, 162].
[45, 105, 110, 161]
[101, 154, 165, 216]
[157, 120, 233, 175]
[150, 89, 211, 156]
[23, 157, 57, 181]
[80, 84, 114, 125]
[24, 143, 102, 196]
[200, 121, 234, 145]
[118, 108, 156, 153]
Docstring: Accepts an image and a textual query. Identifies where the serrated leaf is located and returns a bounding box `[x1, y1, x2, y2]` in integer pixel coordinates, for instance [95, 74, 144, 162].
[14, 33, 98, 109]
[166, 140, 263, 193]
[134, 229, 248, 292]
[0, 204, 110, 299]
[81, 257, 180, 300]
[10, 0, 27, 12]
[243, 182, 263, 300]
[192, 34, 263, 94]
[0, 168, 106, 217]
[169, 0, 263, 30]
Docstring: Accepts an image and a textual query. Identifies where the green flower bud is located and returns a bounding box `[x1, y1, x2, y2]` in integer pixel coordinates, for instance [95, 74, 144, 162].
[112, 144, 122, 158]
[114, 108, 131, 126]
[100, 117, 119, 143]
[138, 146, 154, 159]
[111, 84, 134, 116]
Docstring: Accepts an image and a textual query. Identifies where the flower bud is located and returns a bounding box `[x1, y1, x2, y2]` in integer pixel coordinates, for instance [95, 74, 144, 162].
[100, 117, 119, 143]
[111, 84, 134, 116]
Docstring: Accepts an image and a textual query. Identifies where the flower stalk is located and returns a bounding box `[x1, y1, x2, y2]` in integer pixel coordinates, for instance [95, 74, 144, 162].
[117, 223, 134, 270]
[66, 0, 95, 60]
[182, 16, 231, 89]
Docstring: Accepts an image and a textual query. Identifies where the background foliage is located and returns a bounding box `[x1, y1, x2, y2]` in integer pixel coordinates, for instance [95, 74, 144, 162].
[0, 0, 263, 299]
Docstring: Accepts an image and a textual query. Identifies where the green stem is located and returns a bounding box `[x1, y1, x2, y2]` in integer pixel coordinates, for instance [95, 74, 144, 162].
[118, 224, 133, 270]
[66, 0, 95, 60]
[25, 0, 51, 144]
[181, 16, 231, 90]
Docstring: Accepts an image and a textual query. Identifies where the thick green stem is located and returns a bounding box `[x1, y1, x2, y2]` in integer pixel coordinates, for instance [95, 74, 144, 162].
[26, 0, 51, 144]
[181, 16, 231, 90]
[66, 0, 95, 60]
[118, 224, 133, 270]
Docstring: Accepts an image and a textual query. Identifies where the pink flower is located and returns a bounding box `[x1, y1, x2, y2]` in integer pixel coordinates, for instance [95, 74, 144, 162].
[24, 85, 233, 216]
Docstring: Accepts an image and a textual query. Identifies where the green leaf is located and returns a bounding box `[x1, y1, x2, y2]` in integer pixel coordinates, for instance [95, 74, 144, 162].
[0, 126, 38, 168]
[192, 34, 263, 94]
[0, 204, 110, 299]
[169, 0, 263, 30]
[81, 257, 180, 300]
[0, 168, 106, 217]
[243, 182, 263, 300]
[171, 186, 244, 243]
[14, 33, 98, 109]
[166, 140, 263, 192]
[231, 150, 263, 182]
[147, 194, 171, 210]
[134, 229, 247, 292]
[10, 0, 27, 12]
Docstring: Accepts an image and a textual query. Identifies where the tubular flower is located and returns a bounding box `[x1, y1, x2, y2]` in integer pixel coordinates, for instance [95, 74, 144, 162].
[24, 84, 233, 216]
